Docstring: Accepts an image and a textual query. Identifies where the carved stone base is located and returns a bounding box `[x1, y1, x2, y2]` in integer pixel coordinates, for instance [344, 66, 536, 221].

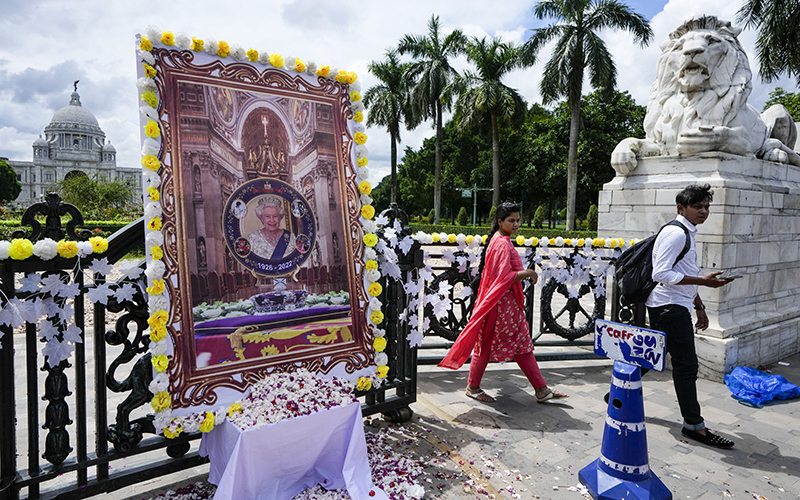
[599, 153, 800, 380]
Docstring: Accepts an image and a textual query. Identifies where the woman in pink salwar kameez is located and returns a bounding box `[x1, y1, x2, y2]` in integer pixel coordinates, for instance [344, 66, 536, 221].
[439, 203, 568, 403]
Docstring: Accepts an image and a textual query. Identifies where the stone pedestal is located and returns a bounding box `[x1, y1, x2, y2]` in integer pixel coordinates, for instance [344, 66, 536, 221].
[598, 153, 800, 381]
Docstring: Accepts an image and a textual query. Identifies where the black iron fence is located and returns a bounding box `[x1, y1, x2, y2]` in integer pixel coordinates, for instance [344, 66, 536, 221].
[0, 195, 418, 500]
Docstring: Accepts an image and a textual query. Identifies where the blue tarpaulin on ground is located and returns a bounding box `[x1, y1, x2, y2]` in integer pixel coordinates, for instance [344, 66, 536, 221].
[725, 366, 800, 407]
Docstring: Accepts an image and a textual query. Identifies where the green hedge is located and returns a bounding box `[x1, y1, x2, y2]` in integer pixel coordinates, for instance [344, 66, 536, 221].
[408, 223, 596, 239]
[0, 220, 129, 240]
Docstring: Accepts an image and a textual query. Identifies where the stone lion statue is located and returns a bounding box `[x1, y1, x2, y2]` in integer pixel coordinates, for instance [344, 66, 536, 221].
[611, 15, 800, 175]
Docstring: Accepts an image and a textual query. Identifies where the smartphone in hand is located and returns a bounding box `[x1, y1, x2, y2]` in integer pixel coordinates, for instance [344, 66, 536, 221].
[720, 274, 743, 280]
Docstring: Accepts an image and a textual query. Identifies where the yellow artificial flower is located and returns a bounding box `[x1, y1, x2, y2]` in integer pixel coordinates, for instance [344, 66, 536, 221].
[140, 36, 153, 51]
[465, 235, 474, 244]
[356, 376, 372, 392]
[370, 310, 384, 325]
[151, 354, 169, 372]
[228, 402, 243, 418]
[358, 180, 372, 195]
[217, 40, 230, 58]
[144, 121, 160, 139]
[361, 205, 375, 219]
[356, 156, 368, 167]
[549, 238, 556, 246]
[363, 233, 378, 247]
[89, 236, 108, 254]
[367, 282, 382, 297]
[373, 336, 387, 351]
[516, 235, 525, 246]
[161, 31, 175, 46]
[9, 239, 33, 260]
[148, 217, 162, 231]
[481, 235, 488, 244]
[141, 155, 161, 171]
[147, 186, 160, 202]
[147, 279, 166, 296]
[317, 65, 330, 77]
[376, 365, 389, 378]
[191, 37, 204, 52]
[350, 91, 362, 101]
[246, 48, 259, 62]
[151, 391, 171, 412]
[530, 237, 539, 246]
[143, 63, 157, 78]
[150, 326, 168, 342]
[432, 233, 440, 243]
[150, 245, 163, 260]
[564, 238, 572, 246]
[346, 71, 358, 84]
[447, 234, 457, 244]
[141, 91, 158, 108]
[353, 131, 368, 145]
[609, 239, 618, 248]
[595, 238, 605, 247]
[294, 58, 306, 72]
[199, 411, 215, 433]
[163, 425, 182, 439]
[336, 70, 349, 83]
[365, 259, 378, 271]
[353, 111, 364, 123]
[578, 238, 585, 247]
[148, 309, 169, 330]
[269, 53, 284, 68]
[57, 240, 79, 259]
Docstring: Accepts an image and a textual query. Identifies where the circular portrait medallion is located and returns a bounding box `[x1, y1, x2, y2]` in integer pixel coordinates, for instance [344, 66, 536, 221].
[223, 179, 317, 277]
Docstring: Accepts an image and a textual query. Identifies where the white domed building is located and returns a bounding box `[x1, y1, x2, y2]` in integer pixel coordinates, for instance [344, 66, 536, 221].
[8, 86, 140, 204]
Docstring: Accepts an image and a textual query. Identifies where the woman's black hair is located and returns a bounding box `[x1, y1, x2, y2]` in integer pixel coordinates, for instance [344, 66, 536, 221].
[478, 202, 521, 276]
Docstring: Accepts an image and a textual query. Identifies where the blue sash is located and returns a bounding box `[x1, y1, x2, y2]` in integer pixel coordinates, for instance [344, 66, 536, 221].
[271, 230, 290, 259]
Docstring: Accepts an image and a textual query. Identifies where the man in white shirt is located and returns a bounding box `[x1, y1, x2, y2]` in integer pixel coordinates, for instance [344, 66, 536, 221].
[646, 184, 735, 448]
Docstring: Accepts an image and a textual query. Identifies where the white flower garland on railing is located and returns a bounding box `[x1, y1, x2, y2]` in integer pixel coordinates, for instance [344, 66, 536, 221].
[136, 25, 390, 435]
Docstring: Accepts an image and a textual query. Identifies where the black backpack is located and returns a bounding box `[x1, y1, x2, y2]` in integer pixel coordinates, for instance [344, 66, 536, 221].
[614, 220, 691, 304]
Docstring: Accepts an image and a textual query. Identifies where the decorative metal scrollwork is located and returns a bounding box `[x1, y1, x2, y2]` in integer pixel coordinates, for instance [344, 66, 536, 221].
[12, 192, 92, 242]
[539, 276, 606, 341]
[423, 254, 476, 342]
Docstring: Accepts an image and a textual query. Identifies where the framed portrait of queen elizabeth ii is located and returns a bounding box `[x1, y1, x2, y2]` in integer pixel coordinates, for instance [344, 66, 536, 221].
[136, 33, 378, 421]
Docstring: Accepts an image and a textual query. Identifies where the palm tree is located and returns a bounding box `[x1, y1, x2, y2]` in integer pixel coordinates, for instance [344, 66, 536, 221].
[398, 15, 467, 223]
[455, 37, 527, 207]
[364, 50, 414, 205]
[737, 0, 800, 84]
[522, 0, 653, 231]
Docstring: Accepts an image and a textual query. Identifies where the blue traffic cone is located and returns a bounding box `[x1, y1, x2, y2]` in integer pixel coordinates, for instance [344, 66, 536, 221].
[579, 361, 671, 500]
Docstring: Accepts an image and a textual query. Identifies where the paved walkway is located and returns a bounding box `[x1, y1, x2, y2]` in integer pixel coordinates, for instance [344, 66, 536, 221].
[113, 352, 800, 500]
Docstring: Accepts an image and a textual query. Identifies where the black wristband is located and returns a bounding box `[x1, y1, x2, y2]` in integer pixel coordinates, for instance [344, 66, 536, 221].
[694, 304, 705, 311]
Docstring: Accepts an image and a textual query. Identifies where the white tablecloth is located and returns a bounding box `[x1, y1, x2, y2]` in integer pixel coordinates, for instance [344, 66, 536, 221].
[199, 402, 388, 500]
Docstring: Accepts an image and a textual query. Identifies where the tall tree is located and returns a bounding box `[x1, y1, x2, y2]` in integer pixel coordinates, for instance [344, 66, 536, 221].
[398, 14, 467, 223]
[738, 0, 800, 85]
[364, 50, 413, 204]
[522, 0, 652, 230]
[0, 159, 22, 204]
[455, 37, 527, 207]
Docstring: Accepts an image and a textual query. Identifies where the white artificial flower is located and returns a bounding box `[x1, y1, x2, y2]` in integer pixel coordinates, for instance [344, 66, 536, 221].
[150, 339, 168, 356]
[368, 297, 382, 311]
[353, 123, 366, 135]
[144, 170, 161, 189]
[214, 406, 227, 425]
[149, 372, 169, 394]
[305, 61, 317, 75]
[375, 352, 388, 366]
[285, 56, 296, 70]
[364, 247, 377, 261]
[539, 237, 549, 247]
[141, 137, 160, 157]
[326, 67, 338, 81]
[362, 219, 377, 233]
[139, 105, 158, 121]
[136, 77, 157, 93]
[153, 408, 172, 431]
[146, 231, 164, 246]
[149, 294, 169, 312]
[258, 51, 271, 65]
[204, 38, 218, 56]
[144, 202, 162, 219]
[146, 260, 167, 281]
[145, 26, 161, 44]
[360, 194, 373, 206]
[350, 80, 361, 93]
[32, 239, 58, 260]
[438, 232, 448, 243]
[351, 101, 365, 113]
[366, 269, 381, 283]
[555, 236, 564, 246]
[77, 241, 93, 258]
[182, 415, 201, 434]
[138, 49, 155, 66]
[358, 167, 370, 180]
[174, 32, 191, 50]
[0, 241, 9, 260]
[230, 44, 247, 61]
[355, 145, 369, 158]
[456, 233, 466, 245]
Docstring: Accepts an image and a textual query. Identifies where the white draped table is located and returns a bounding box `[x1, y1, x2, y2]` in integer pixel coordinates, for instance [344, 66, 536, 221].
[199, 401, 388, 500]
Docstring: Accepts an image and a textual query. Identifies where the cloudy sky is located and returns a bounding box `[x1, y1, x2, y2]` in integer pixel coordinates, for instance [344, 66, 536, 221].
[0, 0, 794, 184]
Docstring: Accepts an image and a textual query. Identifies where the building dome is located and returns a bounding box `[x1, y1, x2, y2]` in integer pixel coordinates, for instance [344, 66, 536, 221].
[103, 141, 116, 152]
[45, 90, 104, 136]
[33, 135, 47, 147]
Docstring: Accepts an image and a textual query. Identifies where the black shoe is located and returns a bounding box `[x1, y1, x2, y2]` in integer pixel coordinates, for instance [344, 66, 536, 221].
[681, 428, 734, 448]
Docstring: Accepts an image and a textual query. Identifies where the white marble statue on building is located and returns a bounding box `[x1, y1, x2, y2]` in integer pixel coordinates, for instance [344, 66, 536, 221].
[611, 15, 800, 175]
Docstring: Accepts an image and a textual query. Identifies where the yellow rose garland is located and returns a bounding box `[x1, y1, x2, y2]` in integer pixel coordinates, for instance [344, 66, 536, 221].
[365, 259, 378, 271]
[9, 239, 33, 260]
[358, 181, 372, 195]
[143, 64, 157, 78]
[141, 91, 158, 108]
[363, 233, 378, 247]
[217, 40, 230, 58]
[356, 156, 368, 167]
[269, 53, 284, 68]
[376, 365, 389, 378]
[144, 121, 160, 139]
[228, 402, 243, 417]
[151, 391, 171, 412]
[151, 354, 169, 372]
[247, 48, 259, 62]
[89, 236, 108, 254]
[148, 217, 162, 231]
[370, 310, 384, 325]
[367, 282, 382, 297]
[57, 240, 79, 259]
[199, 412, 215, 433]
[356, 376, 372, 391]
[191, 37, 204, 52]
[139, 36, 153, 51]
[150, 245, 163, 260]
[353, 111, 364, 123]
[147, 186, 160, 202]
[361, 205, 375, 219]
[148, 310, 169, 329]
[141, 155, 161, 171]
[317, 65, 331, 77]
[163, 425, 182, 439]
[149, 326, 168, 342]
[146, 279, 166, 295]
[161, 31, 175, 46]
[373, 336, 387, 352]
[353, 131, 368, 145]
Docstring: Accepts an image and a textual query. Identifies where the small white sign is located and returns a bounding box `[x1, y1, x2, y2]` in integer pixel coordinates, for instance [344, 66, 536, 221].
[594, 319, 666, 371]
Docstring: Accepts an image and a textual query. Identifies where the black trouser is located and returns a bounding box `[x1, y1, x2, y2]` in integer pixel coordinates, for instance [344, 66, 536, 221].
[646, 304, 705, 430]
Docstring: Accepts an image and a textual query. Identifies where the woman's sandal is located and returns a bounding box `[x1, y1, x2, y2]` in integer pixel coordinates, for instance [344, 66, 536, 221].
[465, 387, 495, 403]
[681, 428, 734, 448]
[536, 387, 569, 403]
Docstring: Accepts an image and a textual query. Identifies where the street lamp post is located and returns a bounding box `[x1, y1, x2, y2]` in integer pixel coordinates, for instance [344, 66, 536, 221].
[457, 183, 493, 227]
